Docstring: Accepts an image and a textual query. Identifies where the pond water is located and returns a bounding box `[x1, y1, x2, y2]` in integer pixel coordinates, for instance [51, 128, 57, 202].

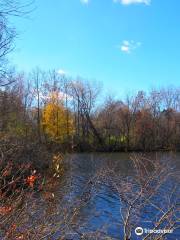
[40, 153, 180, 240]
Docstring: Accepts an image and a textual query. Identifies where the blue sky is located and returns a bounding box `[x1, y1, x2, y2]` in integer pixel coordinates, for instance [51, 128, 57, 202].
[10, 0, 180, 96]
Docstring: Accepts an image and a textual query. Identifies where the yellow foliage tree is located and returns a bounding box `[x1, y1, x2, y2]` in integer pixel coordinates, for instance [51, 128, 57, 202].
[42, 99, 74, 142]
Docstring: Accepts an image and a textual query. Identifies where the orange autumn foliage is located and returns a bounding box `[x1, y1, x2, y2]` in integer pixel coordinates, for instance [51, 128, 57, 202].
[0, 206, 12, 215]
[26, 175, 37, 188]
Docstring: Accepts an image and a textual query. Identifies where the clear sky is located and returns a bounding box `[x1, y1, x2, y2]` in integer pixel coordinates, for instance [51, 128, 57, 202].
[10, 0, 180, 96]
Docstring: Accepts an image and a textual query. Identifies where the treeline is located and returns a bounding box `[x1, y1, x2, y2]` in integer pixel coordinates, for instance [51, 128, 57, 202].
[0, 1, 180, 152]
[1, 69, 180, 152]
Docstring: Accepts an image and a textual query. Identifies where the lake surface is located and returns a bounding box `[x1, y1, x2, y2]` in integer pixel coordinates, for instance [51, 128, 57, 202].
[38, 153, 180, 240]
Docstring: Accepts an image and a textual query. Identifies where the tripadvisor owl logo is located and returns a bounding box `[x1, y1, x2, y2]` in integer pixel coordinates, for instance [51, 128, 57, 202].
[135, 227, 144, 236]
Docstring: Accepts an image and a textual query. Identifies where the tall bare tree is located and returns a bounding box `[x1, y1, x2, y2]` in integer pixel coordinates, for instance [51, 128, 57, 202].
[0, 0, 33, 86]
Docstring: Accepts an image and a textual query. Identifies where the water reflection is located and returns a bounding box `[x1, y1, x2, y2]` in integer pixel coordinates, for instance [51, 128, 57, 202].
[42, 153, 179, 240]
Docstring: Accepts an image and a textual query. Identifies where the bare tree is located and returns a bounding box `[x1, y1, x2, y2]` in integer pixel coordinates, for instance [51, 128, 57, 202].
[31, 68, 44, 144]
[71, 78, 103, 149]
[0, 0, 33, 86]
[99, 153, 179, 240]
